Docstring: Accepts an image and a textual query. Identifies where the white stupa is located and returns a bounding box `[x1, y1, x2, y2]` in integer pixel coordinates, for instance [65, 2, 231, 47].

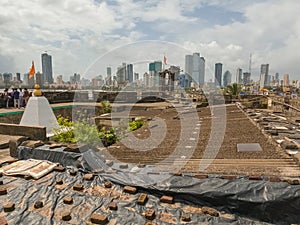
[20, 84, 59, 137]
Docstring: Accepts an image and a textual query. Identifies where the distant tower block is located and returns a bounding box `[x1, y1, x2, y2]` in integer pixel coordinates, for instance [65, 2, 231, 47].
[20, 84, 59, 136]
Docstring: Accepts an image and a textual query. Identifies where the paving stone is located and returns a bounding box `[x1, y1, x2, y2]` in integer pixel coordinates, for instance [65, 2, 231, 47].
[181, 213, 191, 222]
[145, 209, 155, 220]
[61, 211, 71, 221]
[160, 196, 173, 204]
[83, 173, 93, 181]
[124, 186, 137, 194]
[3, 202, 15, 212]
[202, 206, 219, 217]
[34, 201, 44, 209]
[63, 196, 73, 204]
[73, 183, 84, 191]
[0, 187, 7, 195]
[54, 165, 65, 172]
[56, 178, 63, 185]
[0, 217, 8, 225]
[137, 193, 148, 205]
[194, 174, 208, 179]
[108, 202, 117, 210]
[104, 182, 112, 188]
[90, 213, 109, 224]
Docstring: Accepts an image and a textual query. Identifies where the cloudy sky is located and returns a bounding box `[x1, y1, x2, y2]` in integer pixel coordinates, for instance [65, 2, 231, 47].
[0, 0, 299, 82]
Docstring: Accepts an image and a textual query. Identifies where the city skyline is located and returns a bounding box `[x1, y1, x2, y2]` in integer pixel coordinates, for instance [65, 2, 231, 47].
[0, 1, 299, 81]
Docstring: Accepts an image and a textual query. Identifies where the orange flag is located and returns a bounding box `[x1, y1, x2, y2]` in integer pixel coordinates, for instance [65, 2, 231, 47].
[29, 61, 35, 78]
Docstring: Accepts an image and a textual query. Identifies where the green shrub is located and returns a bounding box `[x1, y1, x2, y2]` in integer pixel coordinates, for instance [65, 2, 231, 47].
[101, 100, 111, 113]
[128, 120, 145, 131]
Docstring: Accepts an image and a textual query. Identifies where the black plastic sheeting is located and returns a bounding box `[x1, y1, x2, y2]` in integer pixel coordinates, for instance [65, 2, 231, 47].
[16, 145, 300, 224]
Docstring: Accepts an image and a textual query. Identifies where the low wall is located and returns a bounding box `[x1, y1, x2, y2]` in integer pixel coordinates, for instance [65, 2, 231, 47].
[0, 123, 47, 141]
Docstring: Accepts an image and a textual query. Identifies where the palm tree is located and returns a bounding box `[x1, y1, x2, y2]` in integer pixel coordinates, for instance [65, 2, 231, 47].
[225, 83, 242, 97]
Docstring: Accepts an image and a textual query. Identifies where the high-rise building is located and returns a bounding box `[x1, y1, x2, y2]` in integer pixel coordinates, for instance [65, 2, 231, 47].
[243, 72, 251, 86]
[185, 53, 205, 87]
[56, 75, 63, 85]
[214, 63, 223, 86]
[259, 64, 269, 88]
[149, 61, 162, 86]
[41, 53, 53, 84]
[35, 72, 44, 87]
[236, 68, 243, 84]
[134, 73, 139, 81]
[127, 64, 134, 83]
[223, 70, 232, 87]
[16, 73, 21, 82]
[116, 63, 126, 84]
[283, 74, 290, 87]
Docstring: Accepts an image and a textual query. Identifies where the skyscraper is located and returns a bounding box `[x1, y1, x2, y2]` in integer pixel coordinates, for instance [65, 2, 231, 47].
[214, 63, 223, 86]
[283, 74, 290, 87]
[259, 64, 269, 88]
[149, 61, 162, 86]
[41, 53, 53, 84]
[223, 70, 232, 87]
[116, 63, 126, 84]
[127, 64, 134, 83]
[185, 53, 205, 87]
[236, 68, 242, 84]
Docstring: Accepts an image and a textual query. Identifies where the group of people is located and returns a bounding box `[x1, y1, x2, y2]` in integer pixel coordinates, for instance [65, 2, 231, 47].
[2, 88, 29, 109]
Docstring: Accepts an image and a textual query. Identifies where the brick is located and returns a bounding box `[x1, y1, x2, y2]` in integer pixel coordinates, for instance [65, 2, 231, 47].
[194, 174, 208, 179]
[61, 211, 71, 221]
[49, 143, 63, 149]
[268, 176, 281, 182]
[160, 196, 173, 204]
[249, 175, 262, 180]
[73, 183, 84, 191]
[24, 175, 32, 180]
[124, 186, 137, 194]
[83, 174, 93, 181]
[20, 140, 44, 148]
[181, 213, 191, 222]
[221, 175, 237, 180]
[137, 193, 148, 205]
[104, 182, 112, 188]
[63, 196, 73, 204]
[108, 202, 117, 210]
[0, 187, 7, 195]
[119, 163, 128, 169]
[0, 180, 3, 185]
[202, 206, 219, 217]
[34, 201, 44, 209]
[0, 217, 8, 225]
[69, 169, 77, 176]
[56, 178, 63, 185]
[3, 202, 15, 212]
[54, 165, 65, 172]
[90, 213, 109, 224]
[105, 160, 113, 167]
[145, 209, 155, 220]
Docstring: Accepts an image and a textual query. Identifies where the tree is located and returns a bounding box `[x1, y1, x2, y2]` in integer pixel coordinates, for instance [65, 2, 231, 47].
[225, 83, 242, 97]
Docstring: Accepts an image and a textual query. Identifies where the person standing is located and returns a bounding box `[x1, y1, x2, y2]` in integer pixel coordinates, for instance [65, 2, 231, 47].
[13, 88, 20, 109]
[19, 88, 24, 107]
[23, 88, 29, 107]
[3, 88, 10, 108]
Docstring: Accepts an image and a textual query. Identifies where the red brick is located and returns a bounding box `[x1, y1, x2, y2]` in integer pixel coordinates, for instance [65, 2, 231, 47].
[108, 202, 117, 210]
[194, 174, 208, 179]
[160, 196, 173, 204]
[124, 186, 137, 194]
[0, 217, 8, 225]
[0, 187, 7, 195]
[73, 183, 84, 191]
[83, 174, 93, 181]
[54, 165, 65, 172]
[221, 175, 237, 180]
[145, 209, 155, 220]
[91, 213, 108, 224]
[137, 193, 148, 205]
[3, 202, 15, 212]
[104, 182, 112, 188]
[181, 213, 191, 222]
[63, 196, 73, 204]
[56, 178, 63, 185]
[249, 175, 262, 180]
[268, 176, 281, 182]
[61, 211, 71, 221]
[34, 201, 44, 209]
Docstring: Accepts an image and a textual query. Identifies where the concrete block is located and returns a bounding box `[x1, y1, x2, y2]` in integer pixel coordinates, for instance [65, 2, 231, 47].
[34, 201, 44, 209]
[160, 196, 173, 204]
[108, 202, 117, 210]
[90, 213, 108, 224]
[3, 202, 15, 212]
[124, 186, 137, 194]
[63, 196, 73, 204]
[83, 174, 93, 181]
[137, 193, 148, 205]
[73, 183, 84, 191]
[145, 209, 155, 220]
